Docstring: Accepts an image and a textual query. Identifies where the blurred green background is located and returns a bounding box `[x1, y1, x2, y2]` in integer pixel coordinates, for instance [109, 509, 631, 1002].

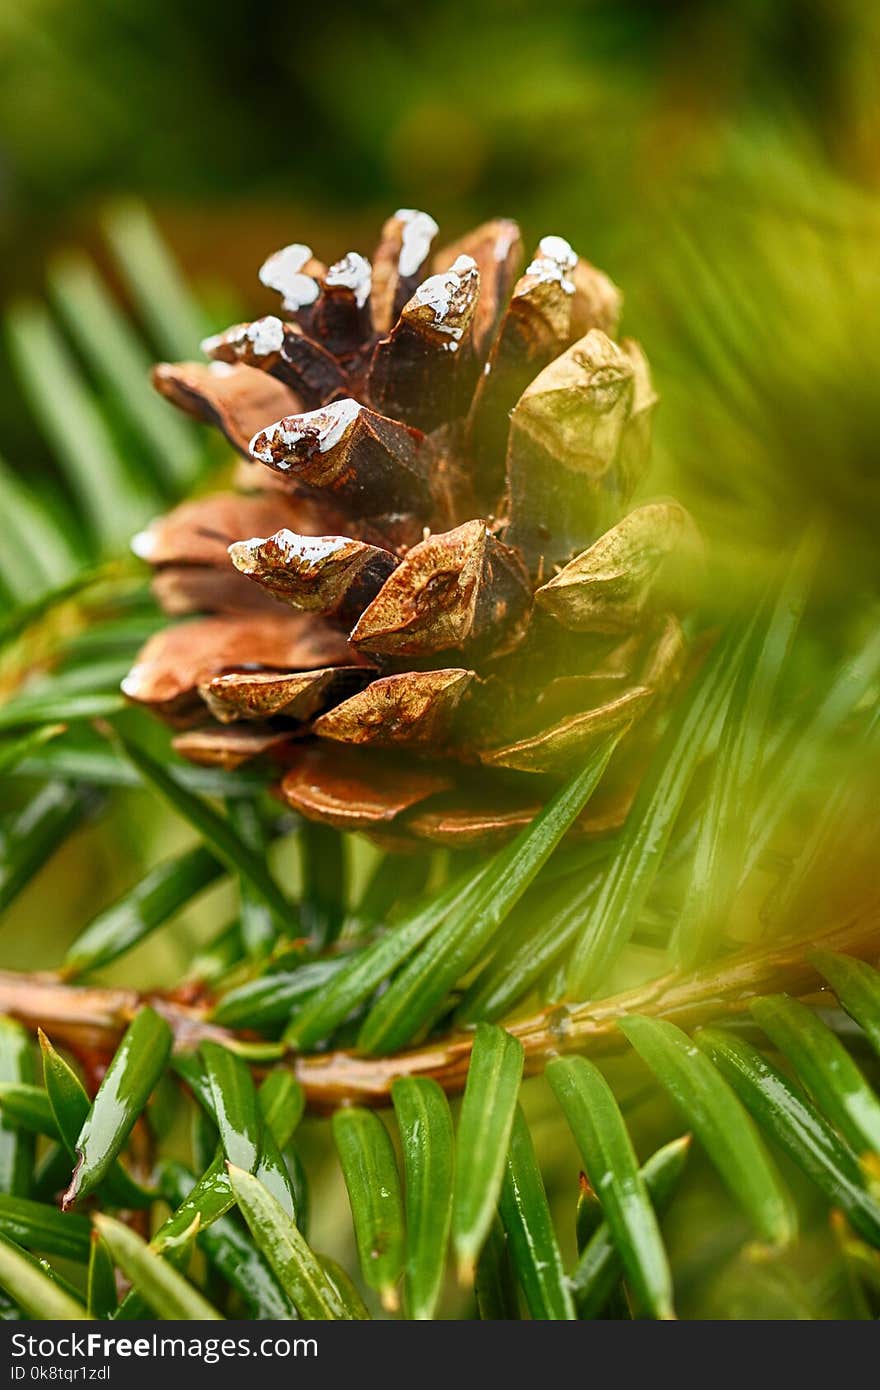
[1, 0, 879, 1318]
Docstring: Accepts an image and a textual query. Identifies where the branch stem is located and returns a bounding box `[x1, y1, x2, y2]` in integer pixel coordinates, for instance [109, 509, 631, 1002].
[0, 907, 877, 1112]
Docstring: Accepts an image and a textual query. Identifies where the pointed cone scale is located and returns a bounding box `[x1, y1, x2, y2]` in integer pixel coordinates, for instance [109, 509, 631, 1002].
[229, 529, 397, 626]
[535, 501, 700, 633]
[368, 255, 481, 432]
[201, 316, 347, 409]
[314, 668, 474, 750]
[152, 361, 302, 456]
[503, 330, 637, 572]
[350, 520, 530, 660]
[249, 399, 433, 518]
[200, 665, 370, 724]
[121, 613, 356, 722]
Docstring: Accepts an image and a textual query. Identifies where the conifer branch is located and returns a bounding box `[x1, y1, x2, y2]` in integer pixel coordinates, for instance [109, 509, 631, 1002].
[1, 905, 876, 1111]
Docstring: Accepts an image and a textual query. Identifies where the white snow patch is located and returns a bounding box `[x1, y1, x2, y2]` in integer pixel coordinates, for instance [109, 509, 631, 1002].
[250, 398, 362, 465]
[232, 530, 350, 570]
[259, 244, 321, 309]
[538, 234, 577, 270]
[201, 316, 284, 359]
[246, 316, 285, 355]
[130, 527, 156, 561]
[411, 254, 477, 337]
[395, 209, 439, 278]
[325, 252, 372, 308]
[524, 234, 578, 295]
[121, 665, 147, 699]
[272, 530, 350, 565]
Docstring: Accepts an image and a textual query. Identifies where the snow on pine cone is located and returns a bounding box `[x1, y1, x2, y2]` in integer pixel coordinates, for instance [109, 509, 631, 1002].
[123, 211, 701, 849]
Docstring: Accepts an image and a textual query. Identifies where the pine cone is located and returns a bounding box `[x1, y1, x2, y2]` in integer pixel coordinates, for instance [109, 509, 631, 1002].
[124, 212, 700, 848]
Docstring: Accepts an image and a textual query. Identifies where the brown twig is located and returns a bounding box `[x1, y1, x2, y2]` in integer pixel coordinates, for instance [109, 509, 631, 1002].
[1, 906, 878, 1113]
